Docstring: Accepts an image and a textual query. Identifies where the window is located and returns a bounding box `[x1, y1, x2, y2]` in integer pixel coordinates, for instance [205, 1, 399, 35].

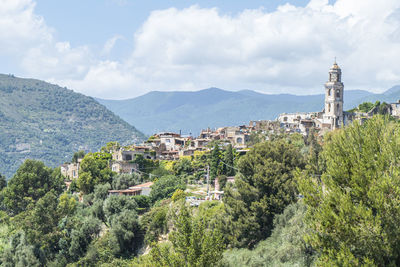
[328, 89, 331, 96]
[328, 104, 331, 112]
[337, 103, 340, 110]
[336, 90, 340, 98]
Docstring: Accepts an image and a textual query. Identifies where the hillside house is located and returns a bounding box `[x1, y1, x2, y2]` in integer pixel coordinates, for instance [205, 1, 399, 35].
[108, 182, 154, 196]
[390, 101, 400, 118]
[61, 159, 81, 180]
[111, 161, 139, 174]
[112, 147, 155, 161]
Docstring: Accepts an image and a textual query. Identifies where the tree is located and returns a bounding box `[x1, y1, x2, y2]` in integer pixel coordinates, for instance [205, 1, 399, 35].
[173, 158, 194, 176]
[112, 173, 140, 190]
[77, 152, 113, 194]
[210, 144, 222, 179]
[103, 195, 138, 225]
[1, 231, 41, 267]
[299, 116, 400, 265]
[68, 216, 102, 261]
[101, 141, 121, 153]
[108, 209, 141, 256]
[148, 203, 225, 267]
[3, 160, 64, 214]
[72, 150, 85, 163]
[172, 189, 186, 202]
[150, 175, 186, 203]
[13, 191, 62, 258]
[222, 144, 235, 176]
[221, 201, 314, 266]
[141, 202, 169, 245]
[0, 173, 6, 191]
[223, 139, 305, 248]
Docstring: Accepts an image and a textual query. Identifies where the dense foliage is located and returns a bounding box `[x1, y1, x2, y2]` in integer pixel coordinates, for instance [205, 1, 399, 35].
[223, 140, 305, 248]
[3, 116, 400, 266]
[0, 74, 144, 177]
[222, 202, 314, 266]
[300, 116, 400, 265]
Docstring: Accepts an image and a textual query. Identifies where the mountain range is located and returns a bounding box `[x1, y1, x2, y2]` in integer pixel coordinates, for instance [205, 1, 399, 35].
[0, 74, 145, 177]
[97, 86, 400, 135]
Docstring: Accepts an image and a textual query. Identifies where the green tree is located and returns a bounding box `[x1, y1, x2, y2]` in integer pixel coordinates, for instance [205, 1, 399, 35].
[210, 144, 222, 179]
[103, 195, 138, 225]
[150, 175, 185, 203]
[223, 140, 305, 248]
[112, 173, 140, 190]
[13, 191, 62, 259]
[0, 173, 6, 191]
[3, 160, 64, 215]
[173, 158, 194, 176]
[72, 150, 85, 163]
[1, 231, 41, 267]
[221, 201, 314, 267]
[169, 204, 225, 266]
[101, 141, 121, 153]
[108, 209, 141, 256]
[172, 189, 186, 202]
[141, 202, 169, 245]
[68, 216, 102, 261]
[77, 152, 113, 194]
[222, 144, 235, 176]
[299, 116, 400, 265]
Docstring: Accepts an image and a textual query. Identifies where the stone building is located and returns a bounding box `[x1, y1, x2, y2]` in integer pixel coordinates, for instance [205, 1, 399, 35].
[320, 61, 345, 129]
[108, 182, 154, 196]
[389, 101, 400, 118]
[61, 159, 81, 180]
[277, 61, 350, 134]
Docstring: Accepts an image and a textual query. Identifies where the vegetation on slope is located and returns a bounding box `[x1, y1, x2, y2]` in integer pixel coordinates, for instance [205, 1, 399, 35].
[0, 74, 145, 177]
[2, 115, 400, 266]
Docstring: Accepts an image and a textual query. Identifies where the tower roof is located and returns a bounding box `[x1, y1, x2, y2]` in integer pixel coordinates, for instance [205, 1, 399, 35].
[331, 62, 340, 70]
[330, 58, 341, 70]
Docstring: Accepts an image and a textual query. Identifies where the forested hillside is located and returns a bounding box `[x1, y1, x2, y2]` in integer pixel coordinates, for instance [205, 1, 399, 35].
[0, 74, 145, 177]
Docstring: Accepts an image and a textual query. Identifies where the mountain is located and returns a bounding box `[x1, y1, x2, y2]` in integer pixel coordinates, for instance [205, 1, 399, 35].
[97, 87, 399, 135]
[0, 74, 145, 177]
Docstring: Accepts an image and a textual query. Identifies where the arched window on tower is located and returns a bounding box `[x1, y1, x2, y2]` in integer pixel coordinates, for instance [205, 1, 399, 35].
[328, 89, 331, 96]
[337, 103, 340, 111]
[336, 89, 340, 98]
[328, 103, 331, 112]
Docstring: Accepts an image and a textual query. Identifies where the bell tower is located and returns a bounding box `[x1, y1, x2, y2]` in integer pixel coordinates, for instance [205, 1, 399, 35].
[324, 60, 344, 129]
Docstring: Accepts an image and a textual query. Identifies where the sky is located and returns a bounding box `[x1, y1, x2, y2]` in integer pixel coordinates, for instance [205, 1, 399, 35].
[1, 0, 400, 99]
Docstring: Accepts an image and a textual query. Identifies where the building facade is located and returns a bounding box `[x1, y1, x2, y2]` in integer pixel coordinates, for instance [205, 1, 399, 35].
[322, 61, 344, 129]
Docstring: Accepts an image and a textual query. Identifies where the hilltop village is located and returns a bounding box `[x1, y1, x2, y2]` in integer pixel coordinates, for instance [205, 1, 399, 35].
[61, 61, 400, 186]
[4, 63, 400, 266]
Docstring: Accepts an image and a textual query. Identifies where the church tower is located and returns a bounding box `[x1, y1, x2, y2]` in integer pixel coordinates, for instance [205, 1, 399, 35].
[323, 60, 344, 129]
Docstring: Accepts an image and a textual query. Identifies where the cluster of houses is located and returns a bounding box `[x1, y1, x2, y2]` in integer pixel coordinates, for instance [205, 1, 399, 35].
[61, 61, 400, 199]
[61, 125, 255, 181]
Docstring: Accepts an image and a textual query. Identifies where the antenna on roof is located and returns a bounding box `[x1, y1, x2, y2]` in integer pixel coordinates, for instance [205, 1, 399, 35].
[334, 56, 337, 64]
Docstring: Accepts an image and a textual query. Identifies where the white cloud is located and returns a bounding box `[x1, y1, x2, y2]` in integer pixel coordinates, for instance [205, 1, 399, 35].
[1, 0, 400, 99]
[101, 35, 124, 56]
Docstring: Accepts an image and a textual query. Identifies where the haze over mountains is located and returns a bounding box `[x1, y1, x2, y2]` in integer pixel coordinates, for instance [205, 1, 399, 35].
[0, 74, 145, 177]
[97, 86, 400, 135]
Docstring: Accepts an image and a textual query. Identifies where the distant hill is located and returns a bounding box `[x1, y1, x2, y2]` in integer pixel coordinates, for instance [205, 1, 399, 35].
[97, 86, 400, 135]
[0, 74, 145, 177]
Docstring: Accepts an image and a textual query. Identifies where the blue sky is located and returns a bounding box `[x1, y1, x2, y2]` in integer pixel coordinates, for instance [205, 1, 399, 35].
[34, 0, 314, 60]
[1, 0, 399, 99]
